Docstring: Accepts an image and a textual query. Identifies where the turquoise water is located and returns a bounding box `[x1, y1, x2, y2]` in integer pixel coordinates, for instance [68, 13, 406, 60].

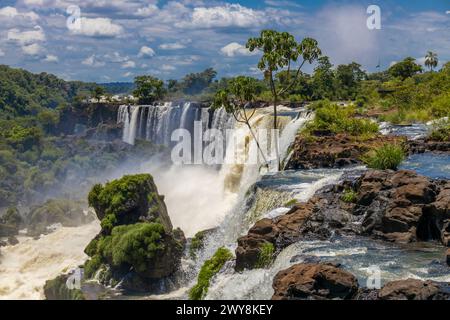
[400, 153, 450, 179]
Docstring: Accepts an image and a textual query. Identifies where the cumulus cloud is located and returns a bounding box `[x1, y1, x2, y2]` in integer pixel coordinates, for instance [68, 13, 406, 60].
[7, 26, 46, 45]
[138, 46, 155, 58]
[122, 60, 136, 68]
[43, 54, 58, 62]
[220, 42, 256, 57]
[82, 54, 106, 67]
[22, 43, 43, 55]
[159, 42, 186, 50]
[179, 4, 265, 28]
[135, 4, 158, 17]
[0, 6, 39, 21]
[0, 48, 5, 57]
[70, 17, 124, 37]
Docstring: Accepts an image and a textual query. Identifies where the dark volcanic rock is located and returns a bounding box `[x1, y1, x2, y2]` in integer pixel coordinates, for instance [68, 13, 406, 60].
[272, 263, 359, 300]
[408, 139, 450, 154]
[285, 134, 403, 170]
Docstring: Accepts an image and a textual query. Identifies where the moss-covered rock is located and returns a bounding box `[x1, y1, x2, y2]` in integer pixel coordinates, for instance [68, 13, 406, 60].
[43, 274, 85, 300]
[83, 174, 185, 293]
[88, 174, 172, 234]
[189, 228, 215, 259]
[189, 247, 234, 300]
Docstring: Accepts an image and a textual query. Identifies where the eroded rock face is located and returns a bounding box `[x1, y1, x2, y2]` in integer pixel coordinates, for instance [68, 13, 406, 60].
[236, 170, 450, 271]
[271, 264, 450, 300]
[285, 134, 403, 170]
[272, 263, 358, 300]
[408, 139, 450, 154]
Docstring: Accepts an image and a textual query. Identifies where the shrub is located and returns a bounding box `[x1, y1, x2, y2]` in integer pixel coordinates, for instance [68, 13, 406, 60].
[341, 189, 358, 203]
[255, 242, 274, 268]
[362, 143, 405, 170]
[305, 103, 379, 137]
[189, 230, 208, 259]
[84, 255, 102, 279]
[429, 119, 450, 142]
[189, 247, 233, 300]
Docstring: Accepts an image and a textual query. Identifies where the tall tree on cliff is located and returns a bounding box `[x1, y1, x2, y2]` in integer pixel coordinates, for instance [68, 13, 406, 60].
[213, 76, 268, 166]
[246, 30, 321, 169]
[133, 76, 166, 104]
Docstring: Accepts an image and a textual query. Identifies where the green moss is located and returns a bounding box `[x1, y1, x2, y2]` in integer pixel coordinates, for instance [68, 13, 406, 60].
[189, 247, 233, 300]
[283, 199, 297, 207]
[96, 222, 166, 273]
[84, 255, 102, 279]
[87, 174, 164, 234]
[341, 189, 358, 203]
[255, 242, 275, 268]
[43, 275, 85, 300]
[189, 230, 208, 259]
[362, 143, 406, 170]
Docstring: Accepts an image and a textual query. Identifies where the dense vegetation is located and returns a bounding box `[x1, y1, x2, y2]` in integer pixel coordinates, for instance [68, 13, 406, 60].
[189, 247, 234, 300]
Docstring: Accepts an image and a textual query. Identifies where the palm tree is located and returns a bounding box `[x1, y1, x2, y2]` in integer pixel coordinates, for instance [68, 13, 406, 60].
[425, 51, 438, 72]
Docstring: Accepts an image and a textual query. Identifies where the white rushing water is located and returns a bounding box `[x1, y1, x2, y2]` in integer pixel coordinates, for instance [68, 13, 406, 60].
[0, 221, 100, 299]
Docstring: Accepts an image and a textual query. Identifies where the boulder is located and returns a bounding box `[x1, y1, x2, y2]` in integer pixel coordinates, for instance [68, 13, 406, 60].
[285, 134, 403, 170]
[43, 274, 85, 300]
[272, 263, 358, 300]
[84, 174, 185, 293]
[378, 279, 450, 300]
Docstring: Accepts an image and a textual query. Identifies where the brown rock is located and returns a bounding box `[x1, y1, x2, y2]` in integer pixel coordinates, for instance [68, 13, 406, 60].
[378, 279, 449, 300]
[272, 263, 358, 300]
[446, 248, 450, 267]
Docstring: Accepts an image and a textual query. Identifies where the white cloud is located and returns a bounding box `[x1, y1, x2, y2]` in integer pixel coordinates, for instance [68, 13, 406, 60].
[22, 43, 43, 55]
[43, 54, 58, 62]
[123, 71, 133, 77]
[7, 26, 46, 45]
[0, 6, 39, 21]
[161, 64, 176, 71]
[138, 46, 155, 58]
[105, 51, 129, 63]
[0, 48, 5, 57]
[159, 42, 186, 50]
[70, 17, 124, 37]
[122, 60, 136, 68]
[180, 4, 265, 28]
[82, 54, 105, 67]
[135, 4, 158, 17]
[220, 42, 256, 57]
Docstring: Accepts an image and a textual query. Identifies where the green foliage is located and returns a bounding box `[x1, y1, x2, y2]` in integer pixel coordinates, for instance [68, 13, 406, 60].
[305, 102, 379, 137]
[341, 189, 358, 203]
[255, 242, 274, 268]
[84, 255, 102, 279]
[429, 119, 450, 142]
[1, 206, 22, 227]
[133, 76, 166, 104]
[362, 143, 406, 170]
[283, 199, 297, 207]
[43, 275, 85, 300]
[388, 57, 423, 80]
[189, 230, 208, 259]
[425, 51, 438, 72]
[95, 223, 166, 273]
[87, 174, 158, 233]
[189, 247, 233, 300]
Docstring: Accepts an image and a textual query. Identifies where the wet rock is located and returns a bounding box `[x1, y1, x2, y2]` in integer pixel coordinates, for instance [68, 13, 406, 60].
[446, 249, 450, 267]
[44, 274, 85, 300]
[272, 263, 358, 300]
[238, 170, 450, 271]
[378, 279, 450, 300]
[285, 134, 403, 170]
[83, 174, 185, 294]
[408, 139, 450, 154]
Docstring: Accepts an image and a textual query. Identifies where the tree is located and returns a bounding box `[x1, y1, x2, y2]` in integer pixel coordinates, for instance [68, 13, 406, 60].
[246, 30, 321, 169]
[334, 62, 366, 100]
[425, 51, 438, 72]
[180, 68, 217, 95]
[213, 76, 268, 166]
[388, 57, 423, 80]
[133, 76, 166, 104]
[92, 86, 106, 102]
[311, 56, 335, 100]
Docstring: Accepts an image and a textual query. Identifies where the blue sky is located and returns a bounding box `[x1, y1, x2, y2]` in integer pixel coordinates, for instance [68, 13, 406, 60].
[0, 0, 448, 82]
